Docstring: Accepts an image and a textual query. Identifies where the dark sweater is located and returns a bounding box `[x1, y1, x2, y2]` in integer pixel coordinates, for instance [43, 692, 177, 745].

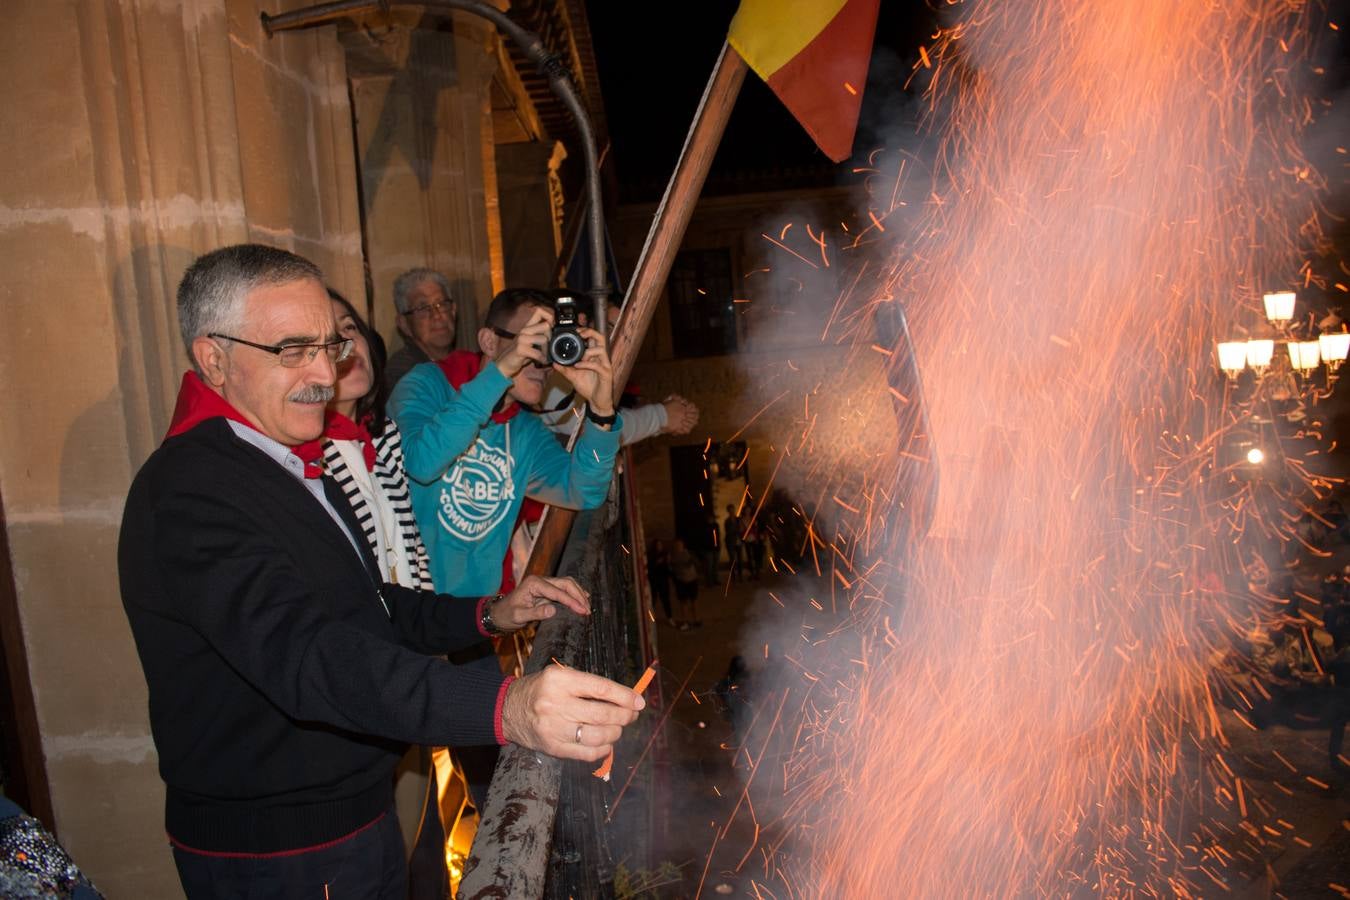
[118, 418, 504, 853]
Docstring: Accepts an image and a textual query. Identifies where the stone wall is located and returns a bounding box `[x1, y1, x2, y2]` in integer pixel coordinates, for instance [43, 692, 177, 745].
[0, 2, 363, 893]
[496, 140, 566, 290]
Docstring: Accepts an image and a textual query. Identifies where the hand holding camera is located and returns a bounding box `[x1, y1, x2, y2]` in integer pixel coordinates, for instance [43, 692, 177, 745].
[544, 295, 616, 421]
[492, 295, 616, 424]
[554, 329, 616, 422]
[494, 307, 554, 377]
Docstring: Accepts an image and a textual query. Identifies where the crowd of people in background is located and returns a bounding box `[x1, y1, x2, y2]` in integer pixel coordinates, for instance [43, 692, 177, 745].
[646, 498, 786, 631]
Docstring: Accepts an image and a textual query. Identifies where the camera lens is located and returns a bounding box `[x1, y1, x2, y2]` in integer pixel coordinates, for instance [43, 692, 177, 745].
[550, 331, 583, 366]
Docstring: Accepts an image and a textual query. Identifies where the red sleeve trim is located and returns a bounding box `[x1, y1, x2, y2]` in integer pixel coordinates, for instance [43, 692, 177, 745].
[494, 676, 516, 746]
[475, 595, 491, 638]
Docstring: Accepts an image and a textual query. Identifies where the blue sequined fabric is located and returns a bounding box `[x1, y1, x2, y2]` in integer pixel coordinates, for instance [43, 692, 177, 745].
[0, 806, 102, 899]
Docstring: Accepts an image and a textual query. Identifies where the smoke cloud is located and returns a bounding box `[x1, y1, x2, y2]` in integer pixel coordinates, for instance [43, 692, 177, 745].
[716, 1, 1338, 895]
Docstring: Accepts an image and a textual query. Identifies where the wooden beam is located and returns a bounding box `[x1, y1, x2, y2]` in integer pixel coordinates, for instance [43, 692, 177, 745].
[457, 510, 599, 898]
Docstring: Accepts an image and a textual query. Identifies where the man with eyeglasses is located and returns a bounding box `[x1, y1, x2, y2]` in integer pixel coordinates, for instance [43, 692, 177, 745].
[118, 246, 643, 898]
[386, 268, 458, 390]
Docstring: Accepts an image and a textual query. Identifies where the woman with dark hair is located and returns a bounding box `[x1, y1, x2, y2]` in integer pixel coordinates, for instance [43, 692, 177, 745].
[310, 291, 453, 893]
[318, 290, 431, 589]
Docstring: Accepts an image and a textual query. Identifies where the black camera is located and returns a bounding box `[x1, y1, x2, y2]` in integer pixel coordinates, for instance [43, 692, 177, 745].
[547, 294, 585, 366]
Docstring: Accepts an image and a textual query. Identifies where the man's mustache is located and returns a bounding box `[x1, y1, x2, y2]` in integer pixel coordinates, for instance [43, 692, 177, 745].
[289, 384, 335, 404]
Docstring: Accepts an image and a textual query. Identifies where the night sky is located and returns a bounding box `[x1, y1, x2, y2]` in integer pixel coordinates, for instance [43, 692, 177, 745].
[583, 1, 938, 203]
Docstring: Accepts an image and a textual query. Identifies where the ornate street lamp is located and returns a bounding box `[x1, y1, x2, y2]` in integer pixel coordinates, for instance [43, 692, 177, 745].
[1246, 339, 1275, 377]
[1288, 340, 1322, 376]
[1213, 289, 1348, 384]
[1263, 291, 1296, 325]
[1319, 332, 1350, 373]
[1217, 341, 1248, 380]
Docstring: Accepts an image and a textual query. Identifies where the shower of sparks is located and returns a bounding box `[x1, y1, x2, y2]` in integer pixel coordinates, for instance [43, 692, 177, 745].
[713, 0, 1341, 896]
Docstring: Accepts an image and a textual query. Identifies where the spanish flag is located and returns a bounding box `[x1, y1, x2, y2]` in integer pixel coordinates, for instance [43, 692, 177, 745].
[728, 0, 881, 163]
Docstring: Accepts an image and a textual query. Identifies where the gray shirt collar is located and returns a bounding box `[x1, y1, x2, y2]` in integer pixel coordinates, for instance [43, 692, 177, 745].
[226, 420, 310, 482]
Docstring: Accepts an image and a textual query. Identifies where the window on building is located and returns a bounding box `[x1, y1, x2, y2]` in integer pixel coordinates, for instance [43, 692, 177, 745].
[668, 248, 737, 358]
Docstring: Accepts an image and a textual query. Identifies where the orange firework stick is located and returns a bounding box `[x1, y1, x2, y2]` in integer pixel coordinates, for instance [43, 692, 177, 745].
[593, 661, 658, 780]
[630, 663, 658, 696]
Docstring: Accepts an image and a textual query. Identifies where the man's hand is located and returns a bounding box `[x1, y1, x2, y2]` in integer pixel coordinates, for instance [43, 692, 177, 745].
[494, 308, 553, 378]
[555, 327, 616, 423]
[660, 395, 699, 435]
[501, 665, 644, 762]
[491, 574, 590, 632]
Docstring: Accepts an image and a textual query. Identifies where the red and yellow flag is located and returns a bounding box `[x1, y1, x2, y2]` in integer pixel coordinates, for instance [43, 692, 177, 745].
[728, 0, 881, 163]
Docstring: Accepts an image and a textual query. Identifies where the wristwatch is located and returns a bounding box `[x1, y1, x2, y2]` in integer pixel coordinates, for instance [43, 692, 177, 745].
[585, 405, 618, 427]
[480, 594, 505, 636]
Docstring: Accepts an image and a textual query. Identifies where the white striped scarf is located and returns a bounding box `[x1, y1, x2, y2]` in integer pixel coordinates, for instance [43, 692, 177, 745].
[321, 422, 434, 592]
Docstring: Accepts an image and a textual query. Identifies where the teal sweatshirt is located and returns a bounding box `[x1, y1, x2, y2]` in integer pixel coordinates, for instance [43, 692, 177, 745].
[389, 358, 622, 597]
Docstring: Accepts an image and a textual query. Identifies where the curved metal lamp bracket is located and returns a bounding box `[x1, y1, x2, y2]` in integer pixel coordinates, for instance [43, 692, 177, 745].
[262, 0, 610, 335]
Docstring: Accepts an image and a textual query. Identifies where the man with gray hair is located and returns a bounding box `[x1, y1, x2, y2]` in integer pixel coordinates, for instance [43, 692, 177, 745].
[119, 244, 644, 898]
[386, 267, 457, 390]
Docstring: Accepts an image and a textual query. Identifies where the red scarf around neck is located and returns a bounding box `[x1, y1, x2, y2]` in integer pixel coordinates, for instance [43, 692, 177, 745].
[292, 411, 377, 473]
[437, 350, 520, 424]
[164, 372, 325, 477]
